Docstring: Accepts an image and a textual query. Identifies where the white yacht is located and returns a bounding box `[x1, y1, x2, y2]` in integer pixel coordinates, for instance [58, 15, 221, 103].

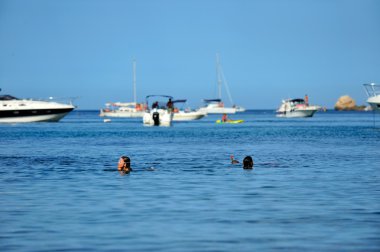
[0, 93, 75, 123]
[143, 95, 173, 126]
[172, 99, 206, 121]
[276, 98, 319, 118]
[363, 83, 380, 111]
[100, 60, 145, 118]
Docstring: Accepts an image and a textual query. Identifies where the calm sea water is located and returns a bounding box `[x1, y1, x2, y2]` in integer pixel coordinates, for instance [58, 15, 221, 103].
[1, 110, 379, 251]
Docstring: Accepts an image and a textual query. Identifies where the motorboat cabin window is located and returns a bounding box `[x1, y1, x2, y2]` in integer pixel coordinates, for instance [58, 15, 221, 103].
[0, 95, 19, 100]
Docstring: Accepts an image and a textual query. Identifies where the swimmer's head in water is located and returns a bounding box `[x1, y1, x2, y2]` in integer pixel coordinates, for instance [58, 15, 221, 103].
[243, 156, 253, 169]
[121, 156, 131, 167]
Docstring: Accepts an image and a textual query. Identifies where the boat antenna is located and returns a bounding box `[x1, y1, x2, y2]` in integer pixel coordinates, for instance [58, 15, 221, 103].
[133, 59, 137, 103]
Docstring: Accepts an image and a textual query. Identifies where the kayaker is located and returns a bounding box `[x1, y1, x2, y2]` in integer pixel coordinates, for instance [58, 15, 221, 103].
[222, 113, 228, 122]
[118, 156, 133, 174]
[243, 156, 254, 169]
[166, 98, 173, 111]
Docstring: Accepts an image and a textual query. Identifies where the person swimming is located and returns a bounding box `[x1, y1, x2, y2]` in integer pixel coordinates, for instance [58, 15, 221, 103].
[118, 156, 133, 174]
[243, 156, 254, 169]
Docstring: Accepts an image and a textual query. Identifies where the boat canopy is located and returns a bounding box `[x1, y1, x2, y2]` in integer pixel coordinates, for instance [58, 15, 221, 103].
[146, 95, 173, 100]
[173, 99, 187, 104]
[203, 99, 221, 103]
[0, 95, 18, 100]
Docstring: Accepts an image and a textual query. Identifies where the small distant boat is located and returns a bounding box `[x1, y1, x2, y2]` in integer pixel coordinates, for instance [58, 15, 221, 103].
[143, 95, 173, 126]
[363, 83, 380, 111]
[103, 118, 111, 123]
[0, 91, 75, 123]
[172, 99, 206, 121]
[100, 60, 145, 118]
[276, 98, 320, 118]
[216, 119, 244, 124]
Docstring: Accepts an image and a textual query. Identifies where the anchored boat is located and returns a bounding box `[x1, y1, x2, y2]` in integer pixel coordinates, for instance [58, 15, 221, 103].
[172, 99, 206, 121]
[143, 95, 174, 126]
[0, 92, 75, 123]
[276, 98, 320, 118]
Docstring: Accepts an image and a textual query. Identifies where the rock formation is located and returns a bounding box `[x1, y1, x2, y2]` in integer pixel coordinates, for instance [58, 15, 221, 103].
[334, 95, 366, 111]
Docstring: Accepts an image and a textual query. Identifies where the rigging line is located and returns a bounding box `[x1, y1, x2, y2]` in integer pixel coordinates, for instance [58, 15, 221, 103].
[219, 64, 234, 105]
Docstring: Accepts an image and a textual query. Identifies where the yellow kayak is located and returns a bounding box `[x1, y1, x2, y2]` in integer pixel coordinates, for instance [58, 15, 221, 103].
[216, 119, 244, 124]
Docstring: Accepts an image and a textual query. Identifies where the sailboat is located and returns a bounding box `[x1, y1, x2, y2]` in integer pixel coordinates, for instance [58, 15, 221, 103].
[200, 54, 245, 114]
[99, 60, 145, 118]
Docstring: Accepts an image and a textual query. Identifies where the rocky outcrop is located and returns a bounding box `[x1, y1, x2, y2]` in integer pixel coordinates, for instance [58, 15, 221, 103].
[334, 95, 366, 111]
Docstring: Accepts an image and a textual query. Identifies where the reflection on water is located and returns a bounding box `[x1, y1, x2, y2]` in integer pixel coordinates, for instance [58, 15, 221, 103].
[1, 111, 379, 251]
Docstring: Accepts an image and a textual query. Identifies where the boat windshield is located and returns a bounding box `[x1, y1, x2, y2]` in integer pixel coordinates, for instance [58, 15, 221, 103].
[363, 83, 380, 97]
[0, 95, 19, 100]
[288, 99, 305, 105]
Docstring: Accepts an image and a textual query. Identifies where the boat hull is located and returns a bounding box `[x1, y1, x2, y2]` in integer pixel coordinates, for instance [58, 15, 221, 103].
[100, 110, 144, 118]
[367, 96, 380, 111]
[0, 108, 74, 123]
[276, 109, 317, 118]
[199, 107, 236, 114]
[173, 111, 206, 121]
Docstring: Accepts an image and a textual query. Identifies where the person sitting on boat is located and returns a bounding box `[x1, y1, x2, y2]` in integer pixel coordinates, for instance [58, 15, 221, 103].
[152, 101, 159, 109]
[243, 156, 254, 169]
[222, 113, 228, 122]
[118, 156, 133, 174]
[166, 98, 173, 112]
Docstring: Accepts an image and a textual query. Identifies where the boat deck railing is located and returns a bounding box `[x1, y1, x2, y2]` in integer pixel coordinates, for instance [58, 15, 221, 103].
[363, 83, 380, 97]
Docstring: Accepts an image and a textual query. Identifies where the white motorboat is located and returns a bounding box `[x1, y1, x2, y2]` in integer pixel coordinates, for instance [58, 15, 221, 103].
[0, 93, 75, 123]
[363, 83, 380, 111]
[276, 98, 319, 118]
[172, 99, 206, 121]
[100, 102, 145, 118]
[143, 95, 173, 126]
[100, 60, 145, 118]
[200, 54, 243, 114]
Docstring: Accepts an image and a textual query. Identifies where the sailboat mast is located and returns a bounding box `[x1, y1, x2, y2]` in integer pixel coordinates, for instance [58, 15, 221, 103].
[133, 59, 137, 103]
[216, 53, 222, 99]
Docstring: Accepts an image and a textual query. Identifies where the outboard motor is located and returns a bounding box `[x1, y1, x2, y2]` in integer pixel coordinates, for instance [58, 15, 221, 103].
[152, 112, 160, 126]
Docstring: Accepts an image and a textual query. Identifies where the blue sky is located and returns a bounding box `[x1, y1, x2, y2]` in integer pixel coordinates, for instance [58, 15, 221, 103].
[0, 0, 379, 109]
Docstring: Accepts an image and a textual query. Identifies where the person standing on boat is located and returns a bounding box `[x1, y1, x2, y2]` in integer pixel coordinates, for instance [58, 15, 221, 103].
[118, 156, 132, 174]
[152, 101, 159, 109]
[166, 98, 173, 112]
[305, 94, 309, 106]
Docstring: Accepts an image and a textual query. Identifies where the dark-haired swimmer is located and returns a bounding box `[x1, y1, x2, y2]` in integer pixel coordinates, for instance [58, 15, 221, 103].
[243, 156, 254, 169]
[118, 156, 133, 174]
